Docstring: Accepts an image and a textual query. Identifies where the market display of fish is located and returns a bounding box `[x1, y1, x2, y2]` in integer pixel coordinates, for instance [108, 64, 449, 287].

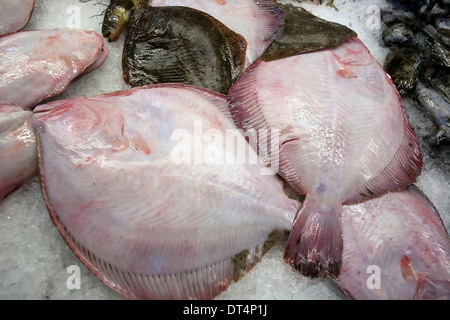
[0, 105, 37, 202]
[122, 5, 247, 94]
[0, 0, 448, 301]
[228, 36, 423, 278]
[0, 0, 35, 36]
[382, 0, 450, 144]
[338, 185, 450, 300]
[148, 0, 286, 68]
[0, 28, 109, 110]
[32, 84, 301, 300]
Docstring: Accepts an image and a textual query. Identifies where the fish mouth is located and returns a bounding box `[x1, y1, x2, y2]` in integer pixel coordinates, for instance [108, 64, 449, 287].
[103, 29, 120, 42]
[102, 6, 130, 42]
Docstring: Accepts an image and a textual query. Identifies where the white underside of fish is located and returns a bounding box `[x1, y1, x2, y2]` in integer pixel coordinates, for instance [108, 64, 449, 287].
[0, 0, 35, 36]
[0, 105, 37, 202]
[0, 28, 109, 110]
[33, 84, 300, 300]
[228, 37, 423, 278]
[148, 0, 285, 68]
[338, 185, 450, 300]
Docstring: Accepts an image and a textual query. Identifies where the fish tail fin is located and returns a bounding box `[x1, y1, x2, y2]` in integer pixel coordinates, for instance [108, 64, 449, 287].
[284, 195, 343, 279]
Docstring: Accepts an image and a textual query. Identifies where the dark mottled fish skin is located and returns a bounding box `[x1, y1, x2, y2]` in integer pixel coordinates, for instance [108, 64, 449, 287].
[422, 65, 450, 100]
[384, 47, 424, 95]
[415, 80, 450, 144]
[412, 32, 450, 68]
[382, 22, 415, 47]
[122, 6, 247, 94]
[424, 24, 450, 50]
[415, 65, 450, 144]
[261, 3, 357, 62]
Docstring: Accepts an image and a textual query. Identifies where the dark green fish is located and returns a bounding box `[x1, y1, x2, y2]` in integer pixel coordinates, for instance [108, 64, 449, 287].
[261, 3, 356, 62]
[122, 6, 247, 94]
[384, 47, 424, 95]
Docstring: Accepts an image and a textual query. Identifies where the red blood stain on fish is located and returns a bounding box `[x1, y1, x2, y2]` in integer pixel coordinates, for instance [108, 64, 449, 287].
[337, 67, 357, 78]
[400, 255, 416, 280]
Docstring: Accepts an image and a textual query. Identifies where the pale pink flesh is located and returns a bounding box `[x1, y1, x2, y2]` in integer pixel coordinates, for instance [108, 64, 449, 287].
[0, 28, 109, 110]
[0, 0, 35, 36]
[148, 0, 285, 68]
[0, 105, 37, 202]
[338, 185, 450, 300]
[33, 84, 300, 300]
[228, 38, 423, 278]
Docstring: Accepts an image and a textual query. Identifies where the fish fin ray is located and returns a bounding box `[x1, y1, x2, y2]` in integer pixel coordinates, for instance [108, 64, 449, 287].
[254, 0, 286, 42]
[347, 113, 422, 204]
[228, 60, 304, 191]
[284, 194, 343, 278]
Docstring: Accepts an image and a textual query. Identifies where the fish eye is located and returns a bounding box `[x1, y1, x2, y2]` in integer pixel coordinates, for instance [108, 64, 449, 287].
[108, 15, 119, 24]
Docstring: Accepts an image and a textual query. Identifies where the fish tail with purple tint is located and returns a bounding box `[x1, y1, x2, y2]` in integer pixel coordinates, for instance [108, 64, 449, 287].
[284, 193, 343, 279]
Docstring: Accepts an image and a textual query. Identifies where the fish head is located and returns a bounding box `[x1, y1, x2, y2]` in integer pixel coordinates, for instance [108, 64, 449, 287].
[102, 4, 131, 42]
[33, 98, 128, 156]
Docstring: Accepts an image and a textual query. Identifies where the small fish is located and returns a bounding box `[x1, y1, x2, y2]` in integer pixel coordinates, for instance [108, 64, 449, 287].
[32, 84, 300, 300]
[384, 47, 424, 95]
[0, 105, 37, 202]
[0, 28, 109, 110]
[228, 37, 423, 279]
[415, 80, 450, 144]
[338, 185, 450, 300]
[382, 22, 415, 47]
[102, 0, 147, 42]
[0, 0, 35, 36]
[122, 6, 247, 94]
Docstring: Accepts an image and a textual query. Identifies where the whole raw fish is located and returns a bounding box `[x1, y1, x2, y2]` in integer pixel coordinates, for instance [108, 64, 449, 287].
[0, 28, 109, 110]
[228, 37, 423, 278]
[33, 84, 300, 300]
[148, 0, 286, 68]
[0, 0, 35, 36]
[338, 185, 450, 300]
[0, 105, 37, 202]
[122, 6, 247, 94]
